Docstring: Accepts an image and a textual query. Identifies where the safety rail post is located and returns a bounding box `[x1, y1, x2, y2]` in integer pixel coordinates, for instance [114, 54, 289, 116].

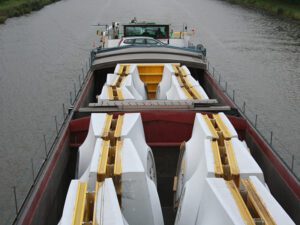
[69, 91, 73, 105]
[242, 101, 246, 113]
[62, 103, 66, 119]
[74, 83, 77, 99]
[54, 116, 58, 135]
[78, 75, 81, 88]
[82, 68, 85, 81]
[31, 158, 34, 183]
[13, 186, 18, 215]
[270, 131, 273, 146]
[43, 134, 47, 157]
[291, 155, 294, 171]
[254, 114, 258, 128]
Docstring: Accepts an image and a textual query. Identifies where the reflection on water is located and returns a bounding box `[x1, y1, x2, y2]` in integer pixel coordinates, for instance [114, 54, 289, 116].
[0, 0, 299, 223]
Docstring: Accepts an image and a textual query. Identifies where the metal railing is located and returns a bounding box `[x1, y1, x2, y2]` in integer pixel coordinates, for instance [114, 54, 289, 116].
[207, 60, 299, 181]
[0, 56, 92, 225]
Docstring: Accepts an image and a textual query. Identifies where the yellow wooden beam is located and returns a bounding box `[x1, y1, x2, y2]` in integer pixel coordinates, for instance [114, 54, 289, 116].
[72, 182, 87, 225]
[202, 115, 219, 139]
[114, 140, 123, 176]
[107, 86, 114, 100]
[211, 140, 224, 177]
[181, 87, 193, 99]
[213, 114, 232, 139]
[102, 114, 113, 138]
[92, 182, 103, 225]
[116, 88, 124, 100]
[242, 179, 276, 225]
[225, 140, 240, 186]
[97, 140, 110, 182]
[190, 87, 202, 100]
[114, 115, 124, 138]
[226, 181, 255, 225]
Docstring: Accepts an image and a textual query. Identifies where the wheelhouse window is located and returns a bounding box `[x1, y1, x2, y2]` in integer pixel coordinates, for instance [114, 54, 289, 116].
[124, 24, 169, 39]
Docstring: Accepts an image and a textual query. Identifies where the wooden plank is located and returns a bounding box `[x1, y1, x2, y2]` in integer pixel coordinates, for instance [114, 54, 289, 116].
[225, 140, 240, 186]
[114, 115, 124, 138]
[242, 179, 276, 225]
[97, 140, 110, 182]
[101, 114, 113, 138]
[72, 182, 87, 225]
[202, 115, 219, 139]
[211, 140, 224, 177]
[213, 114, 232, 139]
[226, 181, 255, 225]
[114, 140, 123, 176]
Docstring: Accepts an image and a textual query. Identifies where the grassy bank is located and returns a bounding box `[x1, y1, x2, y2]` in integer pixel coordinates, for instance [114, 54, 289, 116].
[227, 0, 300, 20]
[0, 0, 59, 24]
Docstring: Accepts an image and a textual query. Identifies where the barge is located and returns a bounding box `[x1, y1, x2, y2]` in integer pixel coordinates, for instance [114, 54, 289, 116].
[13, 21, 299, 225]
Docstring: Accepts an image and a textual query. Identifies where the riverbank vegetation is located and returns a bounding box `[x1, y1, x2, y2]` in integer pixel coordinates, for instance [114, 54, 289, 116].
[0, 0, 59, 24]
[227, 0, 300, 20]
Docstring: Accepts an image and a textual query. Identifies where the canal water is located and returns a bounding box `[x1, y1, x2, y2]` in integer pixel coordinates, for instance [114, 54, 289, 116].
[0, 0, 299, 223]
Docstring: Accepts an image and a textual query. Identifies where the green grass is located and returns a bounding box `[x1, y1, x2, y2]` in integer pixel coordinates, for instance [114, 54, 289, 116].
[227, 0, 300, 20]
[0, 0, 59, 24]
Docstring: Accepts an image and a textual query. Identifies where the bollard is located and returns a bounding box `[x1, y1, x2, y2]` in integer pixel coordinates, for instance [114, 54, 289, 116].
[13, 186, 18, 215]
[43, 134, 47, 157]
[254, 114, 258, 128]
[31, 158, 35, 183]
[232, 90, 235, 102]
[270, 131, 273, 146]
[55, 116, 58, 135]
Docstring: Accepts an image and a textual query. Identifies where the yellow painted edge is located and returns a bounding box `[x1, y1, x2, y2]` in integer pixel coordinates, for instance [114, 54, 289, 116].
[102, 114, 113, 138]
[92, 182, 102, 225]
[190, 87, 202, 100]
[213, 114, 232, 139]
[98, 140, 110, 181]
[226, 181, 255, 225]
[114, 140, 123, 176]
[242, 179, 276, 225]
[114, 115, 124, 138]
[225, 140, 240, 185]
[202, 115, 219, 139]
[116, 88, 124, 100]
[107, 86, 114, 100]
[211, 140, 224, 177]
[72, 182, 87, 225]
